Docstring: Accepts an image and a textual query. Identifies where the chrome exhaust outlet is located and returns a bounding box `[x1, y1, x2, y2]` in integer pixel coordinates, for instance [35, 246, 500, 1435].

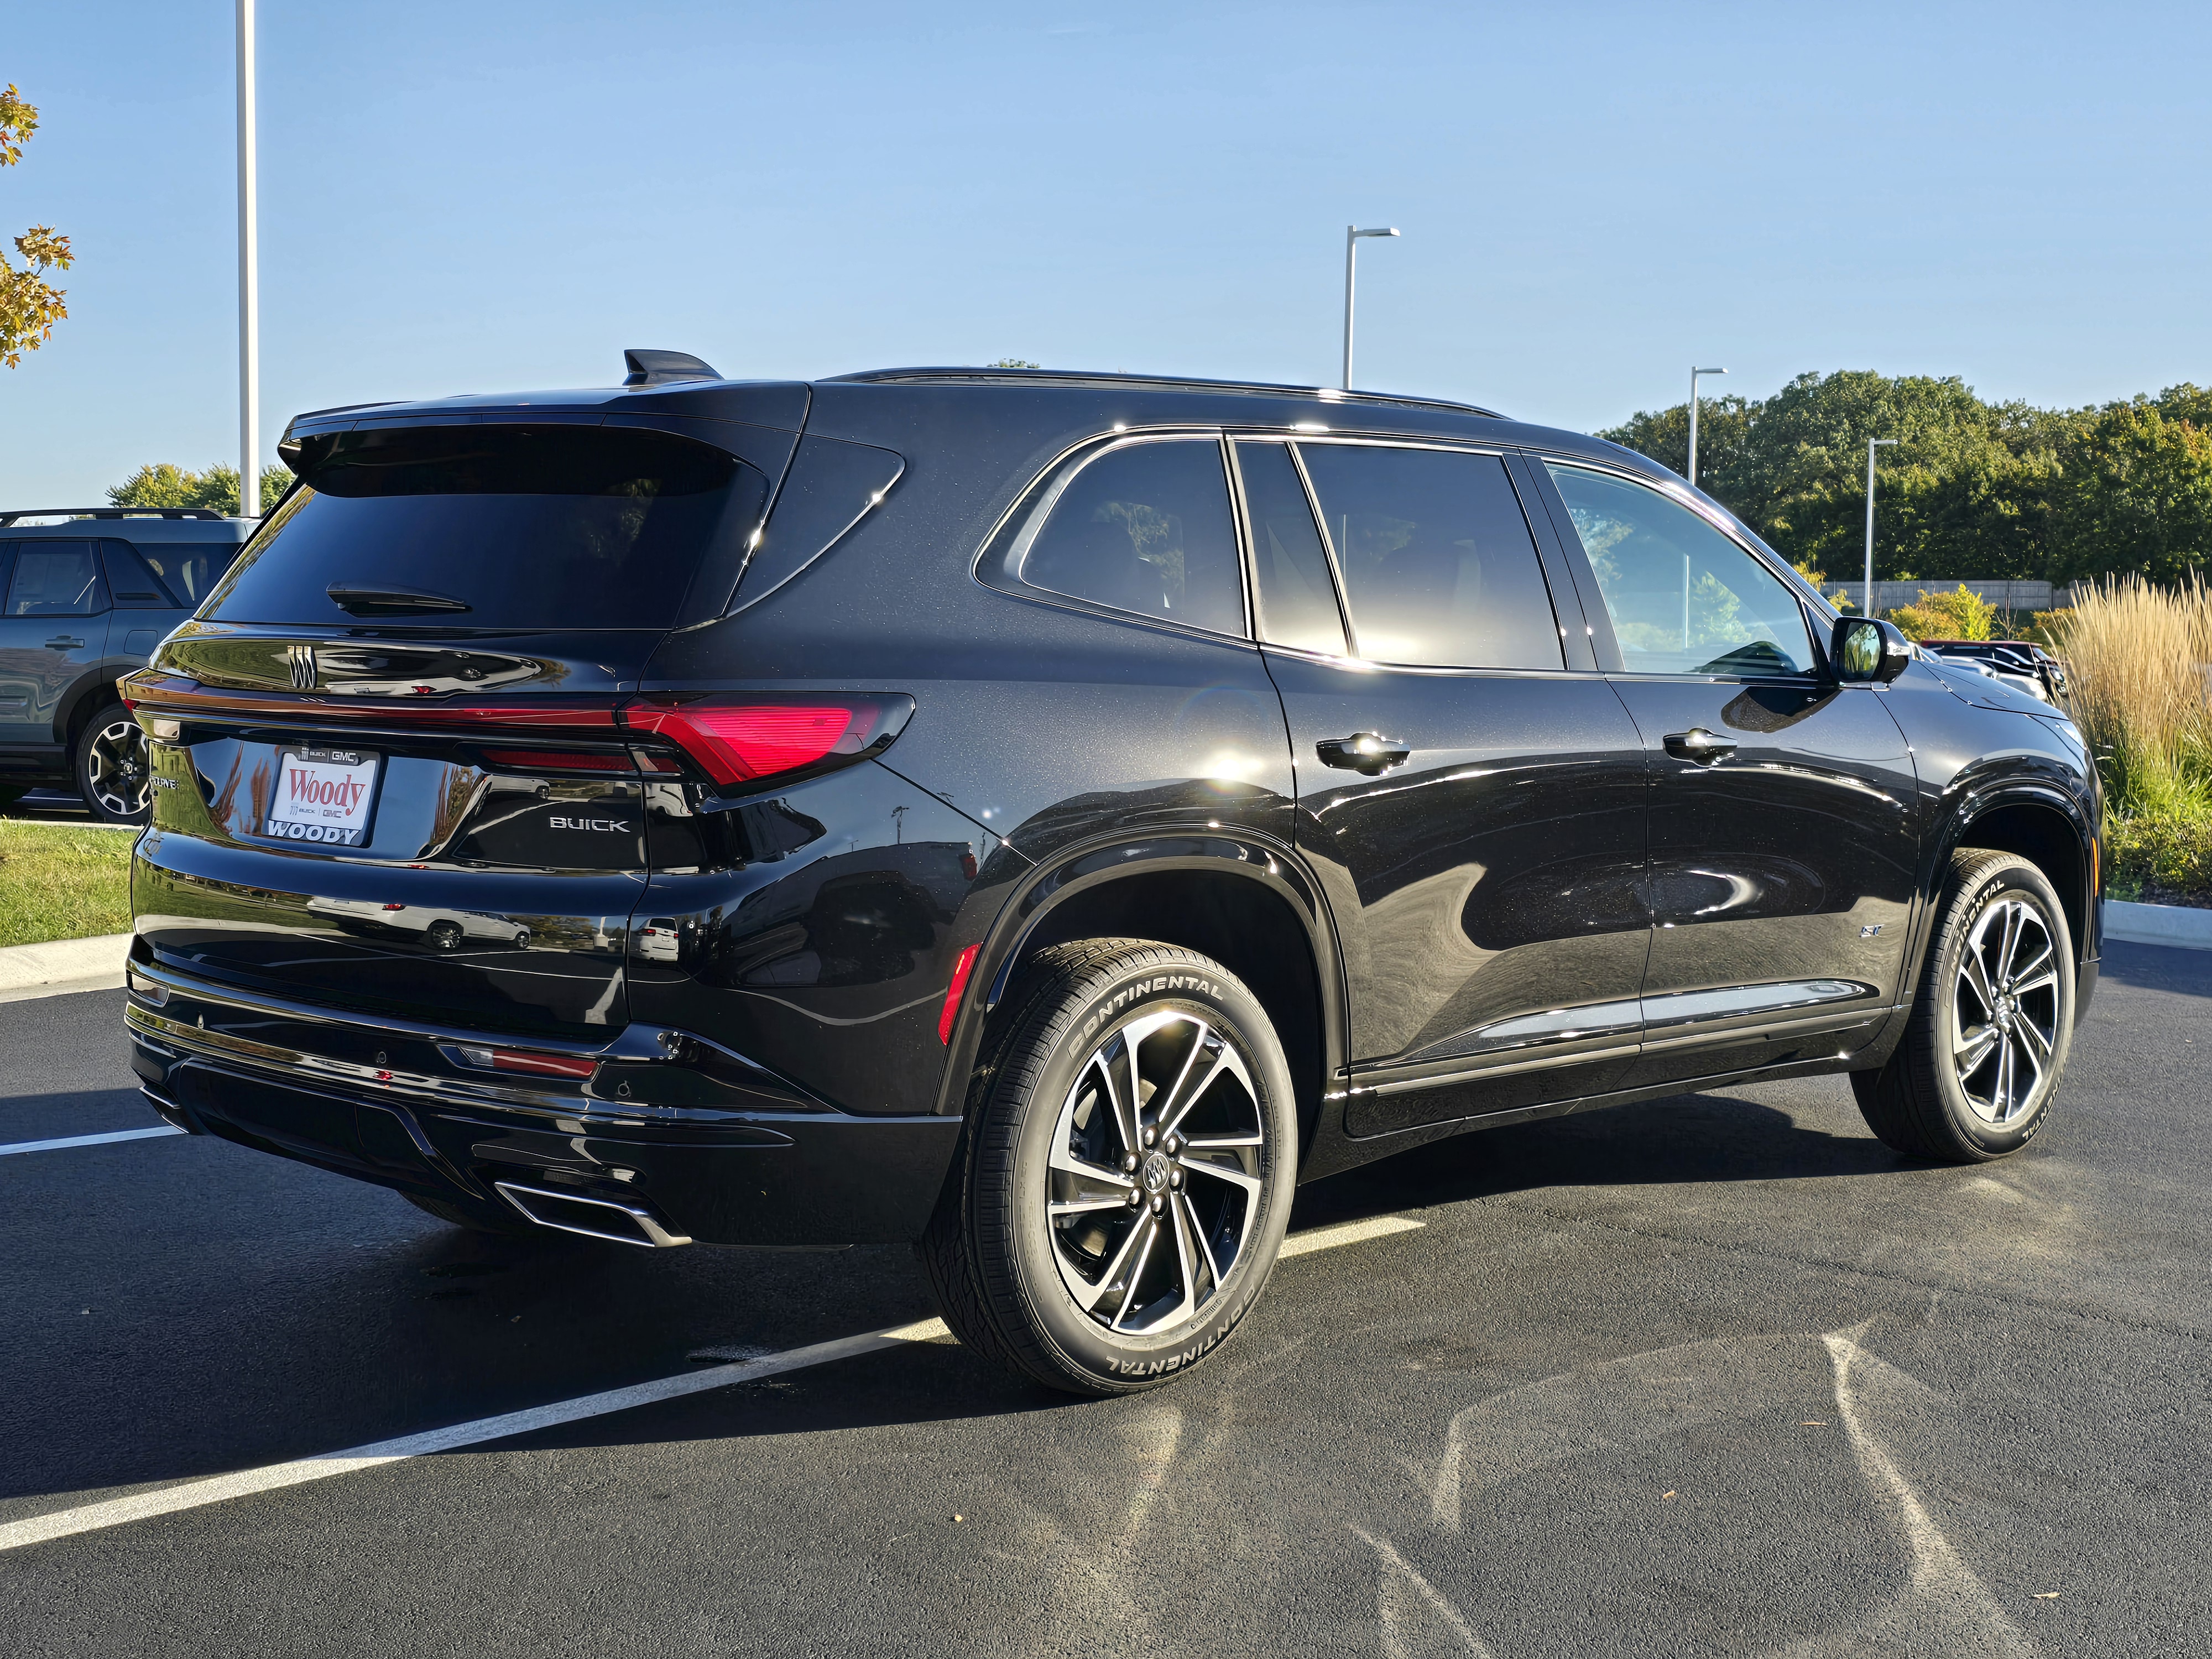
[493, 1181, 692, 1248]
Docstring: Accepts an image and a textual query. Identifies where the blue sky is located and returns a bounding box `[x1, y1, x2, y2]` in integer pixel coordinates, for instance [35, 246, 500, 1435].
[4, 1, 2207, 505]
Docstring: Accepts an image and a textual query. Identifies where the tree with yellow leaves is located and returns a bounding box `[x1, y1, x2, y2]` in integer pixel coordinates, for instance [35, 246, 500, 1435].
[1, 83, 71, 369]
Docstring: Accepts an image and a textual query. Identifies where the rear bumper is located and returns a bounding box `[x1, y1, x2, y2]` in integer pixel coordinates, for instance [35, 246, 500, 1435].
[126, 967, 958, 1249]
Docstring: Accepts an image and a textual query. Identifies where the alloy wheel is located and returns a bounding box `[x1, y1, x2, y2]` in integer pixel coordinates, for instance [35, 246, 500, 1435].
[1951, 896, 2060, 1125]
[84, 716, 152, 820]
[1045, 1009, 1268, 1338]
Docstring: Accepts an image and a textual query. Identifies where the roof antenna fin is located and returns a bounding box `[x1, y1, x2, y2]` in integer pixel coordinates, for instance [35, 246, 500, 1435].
[622, 349, 721, 387]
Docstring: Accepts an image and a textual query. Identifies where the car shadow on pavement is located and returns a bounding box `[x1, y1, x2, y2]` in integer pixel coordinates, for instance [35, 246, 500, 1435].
[1287, 1082, 1899, 1234]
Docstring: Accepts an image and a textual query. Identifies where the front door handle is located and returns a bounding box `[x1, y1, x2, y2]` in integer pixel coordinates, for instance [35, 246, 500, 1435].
[1663, 728, 1738, 764]
[45, 635, 86, 650]
[1316, 733, 1412, 775]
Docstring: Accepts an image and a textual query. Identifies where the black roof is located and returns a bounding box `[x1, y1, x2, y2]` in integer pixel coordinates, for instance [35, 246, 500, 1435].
[828, 366, 1503, 419]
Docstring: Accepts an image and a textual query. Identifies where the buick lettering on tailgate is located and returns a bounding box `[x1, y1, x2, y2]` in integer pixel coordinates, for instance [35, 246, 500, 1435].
[264, 746, 382, 846]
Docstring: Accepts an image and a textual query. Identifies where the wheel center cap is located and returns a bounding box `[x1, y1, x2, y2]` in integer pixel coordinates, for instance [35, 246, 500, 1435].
[1141, 1151, 1171, 1195]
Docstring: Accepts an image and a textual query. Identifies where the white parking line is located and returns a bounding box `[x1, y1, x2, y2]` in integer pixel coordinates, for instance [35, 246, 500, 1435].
[0, 1126, 184, 1157]
[1279, 1213, 1425, 1258]
[0, 1212, 1425, 1552]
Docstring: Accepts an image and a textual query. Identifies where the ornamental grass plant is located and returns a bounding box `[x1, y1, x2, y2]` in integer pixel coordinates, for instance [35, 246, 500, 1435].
[2050, 573, 2212, 904]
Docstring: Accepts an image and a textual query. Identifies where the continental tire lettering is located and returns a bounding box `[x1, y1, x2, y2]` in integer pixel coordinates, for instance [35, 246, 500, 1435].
[1103, 1294, 1250, 1374]
[1082, 977, 1228, 1039]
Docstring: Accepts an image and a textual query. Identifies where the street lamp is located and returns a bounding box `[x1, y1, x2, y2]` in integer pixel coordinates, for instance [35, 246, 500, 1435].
[1686, 367, 1726, 488]
[236, 0, 259, 520]
[1342, 226, 1400, 390]
[1864, 437, 1900, 616]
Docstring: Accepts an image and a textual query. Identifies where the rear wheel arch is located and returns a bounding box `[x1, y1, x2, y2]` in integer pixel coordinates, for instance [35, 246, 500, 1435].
[60, 674, 126, 751]
[942, 839, 1341, 1162]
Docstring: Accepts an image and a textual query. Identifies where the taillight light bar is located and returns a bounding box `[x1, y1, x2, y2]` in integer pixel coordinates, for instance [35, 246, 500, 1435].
[121, 672, 912, 794]
[620, 694, 915, 792]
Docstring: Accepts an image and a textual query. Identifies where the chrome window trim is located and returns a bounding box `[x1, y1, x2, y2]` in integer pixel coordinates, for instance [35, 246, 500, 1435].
[973, 426, 1259, 645]
[1227, 435, 1353, 659]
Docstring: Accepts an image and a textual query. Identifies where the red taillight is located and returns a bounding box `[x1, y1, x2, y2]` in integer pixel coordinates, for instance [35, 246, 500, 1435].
[621, 696, 911, 791]
[938, 943, 980, 1045]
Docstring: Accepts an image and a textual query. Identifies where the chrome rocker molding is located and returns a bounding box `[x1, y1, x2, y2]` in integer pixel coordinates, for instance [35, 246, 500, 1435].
[493, 1181, 693, 1249]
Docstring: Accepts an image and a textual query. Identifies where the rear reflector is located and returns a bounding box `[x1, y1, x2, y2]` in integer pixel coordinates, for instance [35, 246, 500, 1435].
[938, 943, 980, 1045]
[621, 695, 912, 791]
[455, 1044, 598, 1081]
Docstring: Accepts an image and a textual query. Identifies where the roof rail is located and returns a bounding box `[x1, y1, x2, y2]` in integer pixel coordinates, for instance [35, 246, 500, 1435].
[825, 366, 1503, 419]
[0, 507, 230, 526]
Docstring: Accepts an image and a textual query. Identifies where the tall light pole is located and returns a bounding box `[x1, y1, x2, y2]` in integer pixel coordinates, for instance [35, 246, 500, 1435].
[1341, 226, 1399, 390]
[1864, 437, 1900, 615]
[237, 0, 259, 520]
[1687, 366, 1726, 487]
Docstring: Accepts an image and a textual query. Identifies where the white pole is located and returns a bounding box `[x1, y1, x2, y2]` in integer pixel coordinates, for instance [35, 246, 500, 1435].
[1340, 227, 1399, 392]
[237, 0, 259, 520]
[1687, 367, 1699, 488]
[1340, 227, 1357, 392]
[1863, 437, 1898, 615]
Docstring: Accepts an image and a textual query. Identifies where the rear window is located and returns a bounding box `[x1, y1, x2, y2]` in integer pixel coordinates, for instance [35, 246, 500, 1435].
[208, 425, 769, 630]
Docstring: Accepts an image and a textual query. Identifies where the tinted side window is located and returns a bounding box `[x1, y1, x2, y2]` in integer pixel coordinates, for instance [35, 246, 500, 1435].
[1235, 441, 1345, 655]
[1296, 445, 1561, 670]
[1544, 465, 1814, 676]
[7, 540, 107, 617]
[1018, 439, 1244, 635]
[113, 540, 238, 609]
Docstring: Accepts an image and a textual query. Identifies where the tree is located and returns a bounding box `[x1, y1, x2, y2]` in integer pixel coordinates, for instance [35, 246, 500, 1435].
[2051, 403, 2212, 584]
[1, 84, 71, 368]
[1890, 585, 2000, 641]
[1601, 371, 2077, 583]
[109, 462, 292, 517]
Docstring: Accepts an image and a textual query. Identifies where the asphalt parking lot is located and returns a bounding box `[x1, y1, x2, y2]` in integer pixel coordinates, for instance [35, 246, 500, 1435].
[3, 940, 2208, 1658]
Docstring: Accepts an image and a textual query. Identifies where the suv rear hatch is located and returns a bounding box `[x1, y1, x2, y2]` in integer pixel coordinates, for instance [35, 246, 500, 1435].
[127, 417, 789, 1038]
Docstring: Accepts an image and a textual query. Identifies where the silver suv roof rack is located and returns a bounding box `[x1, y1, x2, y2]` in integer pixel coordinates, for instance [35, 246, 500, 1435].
[0, 507, 230, 526]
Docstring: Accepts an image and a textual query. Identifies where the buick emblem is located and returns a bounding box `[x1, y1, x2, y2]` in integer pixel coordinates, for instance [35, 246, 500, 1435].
[286, 642, 317, 690]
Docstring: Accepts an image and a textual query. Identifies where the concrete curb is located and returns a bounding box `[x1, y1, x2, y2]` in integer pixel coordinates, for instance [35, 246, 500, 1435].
[0, 933, 131, 1004]
[2105, 898, 2212, 953]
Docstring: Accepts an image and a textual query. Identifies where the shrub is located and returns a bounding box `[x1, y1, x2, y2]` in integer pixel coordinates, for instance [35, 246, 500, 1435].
[2049, 574, 2212, 899]
[1889, 585, 1999, 641]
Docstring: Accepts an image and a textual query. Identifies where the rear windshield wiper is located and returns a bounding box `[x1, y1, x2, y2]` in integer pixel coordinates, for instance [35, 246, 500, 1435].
[326, 583, 472, 616]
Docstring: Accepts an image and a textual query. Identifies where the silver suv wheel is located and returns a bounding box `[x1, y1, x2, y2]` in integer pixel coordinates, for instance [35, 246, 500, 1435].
[78, 706, 153, 823]
[1046, 1008, 1267, 1338]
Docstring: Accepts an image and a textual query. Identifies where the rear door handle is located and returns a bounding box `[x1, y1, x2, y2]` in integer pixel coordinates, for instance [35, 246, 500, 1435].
[1316, 733, 1412, 775]
[45, 635, 86, 650]
[1663, 728, 1737, 764]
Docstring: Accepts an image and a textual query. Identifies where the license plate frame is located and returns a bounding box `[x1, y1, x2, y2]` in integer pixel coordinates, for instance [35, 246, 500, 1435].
[257, 744, 384, 849]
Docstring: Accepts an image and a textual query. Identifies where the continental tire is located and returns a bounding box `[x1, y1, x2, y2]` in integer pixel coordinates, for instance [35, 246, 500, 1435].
[1853, 849, 2074, 1162]
[922, 940, 1298, 1396]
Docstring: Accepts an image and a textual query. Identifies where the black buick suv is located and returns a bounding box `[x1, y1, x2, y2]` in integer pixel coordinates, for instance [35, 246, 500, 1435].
[123, 353, 2101, 1394]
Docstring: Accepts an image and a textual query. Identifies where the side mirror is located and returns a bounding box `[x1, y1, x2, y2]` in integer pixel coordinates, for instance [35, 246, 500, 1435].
[1831, 616, 1912, 684]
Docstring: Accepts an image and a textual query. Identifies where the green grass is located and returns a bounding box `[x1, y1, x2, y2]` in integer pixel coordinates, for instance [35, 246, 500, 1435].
[2105, 801, 2212, 909]
[0, 820, 135, 947]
